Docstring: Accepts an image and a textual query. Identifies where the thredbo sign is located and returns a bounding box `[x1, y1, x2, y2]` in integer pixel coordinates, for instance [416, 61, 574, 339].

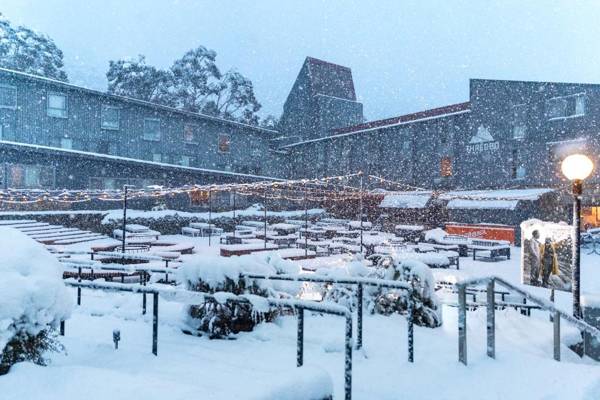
[466, 126, 499, 154]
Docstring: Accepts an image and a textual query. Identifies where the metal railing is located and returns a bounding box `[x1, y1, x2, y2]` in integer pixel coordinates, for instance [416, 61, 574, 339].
[240, 272, 416, 361]
[455, 275, 600, 365]
[63, 279, 354, 400]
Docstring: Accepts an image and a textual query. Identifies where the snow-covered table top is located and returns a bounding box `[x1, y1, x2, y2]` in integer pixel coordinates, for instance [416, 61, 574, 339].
[124, 224, 151, 232]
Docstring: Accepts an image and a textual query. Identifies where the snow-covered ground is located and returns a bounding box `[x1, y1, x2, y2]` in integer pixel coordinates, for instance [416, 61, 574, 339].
[2, 235, 600, 399]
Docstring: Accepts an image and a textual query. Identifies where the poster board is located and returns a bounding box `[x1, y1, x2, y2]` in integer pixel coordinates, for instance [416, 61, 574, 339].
[520, 219, 572, 291]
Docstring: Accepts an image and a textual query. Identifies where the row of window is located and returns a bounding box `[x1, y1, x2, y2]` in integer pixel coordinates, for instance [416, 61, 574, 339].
[0, 85, 233, 151]
[510, 94, 587, 139]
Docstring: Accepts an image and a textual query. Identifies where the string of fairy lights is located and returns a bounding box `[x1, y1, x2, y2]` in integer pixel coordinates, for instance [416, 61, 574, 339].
[0, 171, 567, 205]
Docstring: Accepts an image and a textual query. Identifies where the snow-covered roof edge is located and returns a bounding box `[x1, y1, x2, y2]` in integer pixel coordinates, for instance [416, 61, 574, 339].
[439, 188, 555, 201]
[0, 67, 278, 135]
[0, 140, 284, 181]
[280, 107, 470, 149]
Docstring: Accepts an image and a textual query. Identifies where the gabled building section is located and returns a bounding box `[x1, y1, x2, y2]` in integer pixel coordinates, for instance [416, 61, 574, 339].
[279, 57, 363, 142]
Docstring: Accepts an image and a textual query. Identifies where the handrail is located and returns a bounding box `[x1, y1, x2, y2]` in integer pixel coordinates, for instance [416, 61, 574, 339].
[457, 276, 600, 337]
[240, 272, 415, 360]
[455, 275, 600, 365]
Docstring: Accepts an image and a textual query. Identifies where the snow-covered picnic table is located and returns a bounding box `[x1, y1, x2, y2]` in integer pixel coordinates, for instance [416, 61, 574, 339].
[113, 228, 161, 240]
[220, 242, 279, 257]
[348, 220, 372, 230]
[270, 223, 300, 234]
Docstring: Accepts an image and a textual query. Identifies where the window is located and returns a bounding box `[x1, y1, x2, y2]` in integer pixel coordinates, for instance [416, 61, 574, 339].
[575, 95, 586, 116]
[0, 85, 17, 109]
[218, 134, 230, 153]
[546, 94, 586, 120]
[512, 104, 527, 139]
[101, 105, 120, 130]
[60, 138, 72, 149]
[183, 124, 197, 142]
[47, 93, 67, 118]
[440, 157, 452, 177]
[513, 125, 526, 140]
[7, 164, 54, 189]
[180, 155, 191, 167]
[511, 149, 526, 179]
[144, 118, 161, 140]
[97, 140, 110, 154]
[152, 153, 162, 163]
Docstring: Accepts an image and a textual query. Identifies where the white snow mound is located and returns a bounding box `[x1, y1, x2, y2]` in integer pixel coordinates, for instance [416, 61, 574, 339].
[0, 228, 73, 351]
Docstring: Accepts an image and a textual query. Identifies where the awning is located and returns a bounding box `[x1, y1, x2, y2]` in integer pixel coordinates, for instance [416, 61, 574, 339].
[446, 199, 519, 210]
[379, 191, 432, 209]
[440, 188, 554, 210]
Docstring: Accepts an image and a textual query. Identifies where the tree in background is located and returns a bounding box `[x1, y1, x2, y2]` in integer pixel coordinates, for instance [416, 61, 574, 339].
[259, 115, 279, 130]
[106, 46, 263, 125]
[170, 46, 221, 112]
[106, 55, 174, 106]
[202, 70, 261, 125]
[0, 14, 68, 82]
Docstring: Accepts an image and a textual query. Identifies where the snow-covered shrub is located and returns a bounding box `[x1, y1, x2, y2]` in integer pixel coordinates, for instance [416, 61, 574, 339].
[0, 228, 73, 374]
[179, 253, 301, 338]
[318, 255, 442, 328]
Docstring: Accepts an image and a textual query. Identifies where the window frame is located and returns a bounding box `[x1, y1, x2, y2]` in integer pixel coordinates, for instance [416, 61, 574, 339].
[0, 84, 17, 110]
[546, 93, 586, 120]
[47, 92, 68, 118]
[218, 134, 231, 153]
[143, 118, 161, 141]
[60, 137, 73, 150]
[183, 123, 198, 143]
[440, 156, 453, 177]
[101, 105, 121, 130]
[180, 155, 191, 167]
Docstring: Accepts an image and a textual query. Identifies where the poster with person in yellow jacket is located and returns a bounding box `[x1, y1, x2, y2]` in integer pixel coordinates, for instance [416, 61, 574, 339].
[521, 219, 572, 291]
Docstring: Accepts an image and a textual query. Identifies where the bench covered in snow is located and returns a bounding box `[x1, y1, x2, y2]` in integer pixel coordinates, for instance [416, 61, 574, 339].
[113, 228, 160, 240]
[220, 242, 279, 257]
[468, 239, 510, 261]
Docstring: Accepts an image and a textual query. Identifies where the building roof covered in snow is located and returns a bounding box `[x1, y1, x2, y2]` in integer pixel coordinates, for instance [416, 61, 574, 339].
[280, 101, 470, 149]
[332, 102, 471, 135]
[440, 188, 555, 210]
[379, 191, 433, 209]
[0, 67, 277, 135]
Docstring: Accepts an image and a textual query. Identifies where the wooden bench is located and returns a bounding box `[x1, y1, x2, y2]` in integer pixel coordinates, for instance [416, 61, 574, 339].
[469, 239, 510, 261]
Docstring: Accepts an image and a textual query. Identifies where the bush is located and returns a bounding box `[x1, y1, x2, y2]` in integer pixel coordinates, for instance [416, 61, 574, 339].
[179, 253, 301, 338]
[0, 228, 72, 375]
[319, 255, 442, 328]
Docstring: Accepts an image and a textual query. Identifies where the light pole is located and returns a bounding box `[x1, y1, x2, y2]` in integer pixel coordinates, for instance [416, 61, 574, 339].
[561, 154, 594, 319]
[121, 184, 135, 254]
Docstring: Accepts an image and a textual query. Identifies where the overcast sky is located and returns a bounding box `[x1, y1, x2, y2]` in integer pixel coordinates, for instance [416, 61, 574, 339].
[2, 0, 600, 121]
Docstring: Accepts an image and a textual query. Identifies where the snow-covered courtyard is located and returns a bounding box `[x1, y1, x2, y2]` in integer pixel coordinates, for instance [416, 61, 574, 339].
[1, 229, 599, 400]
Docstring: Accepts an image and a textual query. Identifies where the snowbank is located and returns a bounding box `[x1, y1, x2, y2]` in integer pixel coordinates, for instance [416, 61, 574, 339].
[252, 366, 333, 400]
[178, 252, 301, 294]
[424, 227, 447, 242]
[0, 228, 73, 353]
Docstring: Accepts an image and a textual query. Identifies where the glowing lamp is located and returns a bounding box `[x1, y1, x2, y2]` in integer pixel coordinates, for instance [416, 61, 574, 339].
[561, 154, 594, 181]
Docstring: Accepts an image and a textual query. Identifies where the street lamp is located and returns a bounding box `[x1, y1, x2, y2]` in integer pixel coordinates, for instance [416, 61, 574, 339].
[561, 154, 594, 319]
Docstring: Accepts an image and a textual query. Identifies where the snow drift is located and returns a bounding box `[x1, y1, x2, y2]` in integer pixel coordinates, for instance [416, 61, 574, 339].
[0, 227, 73, 373]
